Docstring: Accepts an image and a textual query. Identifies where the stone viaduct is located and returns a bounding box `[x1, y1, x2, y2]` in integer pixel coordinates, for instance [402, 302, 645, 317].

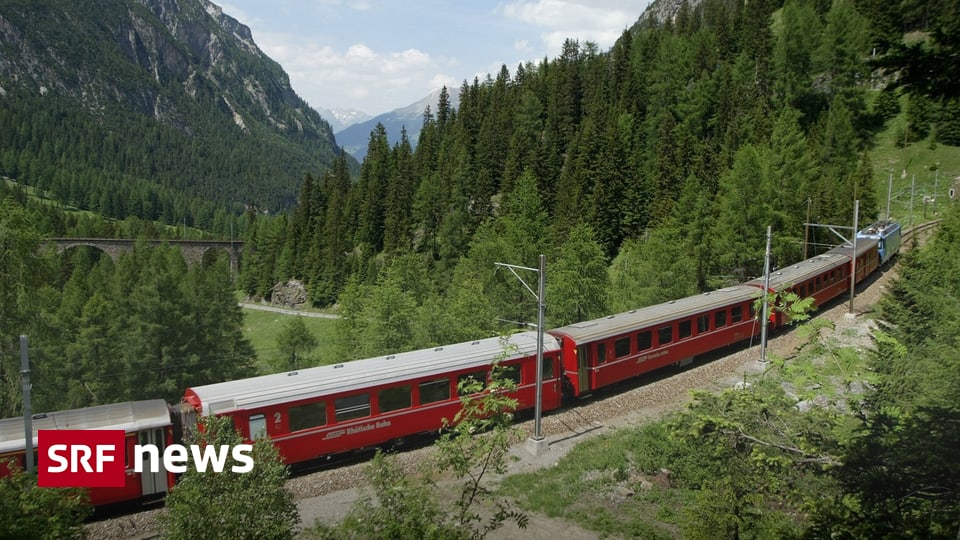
[48, 238, 244, 271]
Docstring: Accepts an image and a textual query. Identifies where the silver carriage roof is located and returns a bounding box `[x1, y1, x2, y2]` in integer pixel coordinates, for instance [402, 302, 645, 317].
[746, 238, 876, 291]
[0, 399, 171, 454]
[550, 285, 761, 343]
[185, 331, 561, 415]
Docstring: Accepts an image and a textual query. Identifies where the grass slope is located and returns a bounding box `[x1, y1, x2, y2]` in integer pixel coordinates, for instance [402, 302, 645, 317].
[240, 307, 338, 374]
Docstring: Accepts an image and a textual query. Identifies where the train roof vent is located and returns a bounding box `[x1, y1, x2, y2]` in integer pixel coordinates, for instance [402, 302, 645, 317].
[386, 355, 395, 360]
[333, 364, 344, 369]
[570, 321, 598, 329]
[472, 341, 480, 345]
[669, 300, 676, 304]
[435, 347, 444, 351]
[286, 371, 299, 376]
[629, 309, 637, 313]
[607, 315, 615, 319]
[32, 413, 48, 420]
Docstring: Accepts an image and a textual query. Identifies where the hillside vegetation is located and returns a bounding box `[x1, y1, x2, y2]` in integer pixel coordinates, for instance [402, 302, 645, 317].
[0, 0, 349, 234]
[239, 0, 959, 360]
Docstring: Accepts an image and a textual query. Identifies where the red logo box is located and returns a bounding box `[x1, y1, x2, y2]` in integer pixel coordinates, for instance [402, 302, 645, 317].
[38, 430, 126, 488]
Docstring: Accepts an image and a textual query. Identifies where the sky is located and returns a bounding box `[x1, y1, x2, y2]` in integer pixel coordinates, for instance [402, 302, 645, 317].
[217, 0, 654, 117]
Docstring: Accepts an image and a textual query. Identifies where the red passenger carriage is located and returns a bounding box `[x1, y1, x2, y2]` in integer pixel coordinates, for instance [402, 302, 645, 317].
[550, 286, 763, 397]
[183, 331, 562, 466]
[746, 238, 880, 327]
[0, 399, 174, 507]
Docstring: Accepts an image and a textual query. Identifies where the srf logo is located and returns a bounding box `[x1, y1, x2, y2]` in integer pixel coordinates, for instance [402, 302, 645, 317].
[37, 429, 255, 488]
[38, 429, 126, 488]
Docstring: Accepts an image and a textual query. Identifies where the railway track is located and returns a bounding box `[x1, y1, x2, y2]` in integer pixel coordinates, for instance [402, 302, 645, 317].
[903, 219, 941, 244]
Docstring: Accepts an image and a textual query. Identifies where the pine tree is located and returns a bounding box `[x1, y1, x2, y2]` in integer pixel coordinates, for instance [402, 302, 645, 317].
[547, 223, 608, 326]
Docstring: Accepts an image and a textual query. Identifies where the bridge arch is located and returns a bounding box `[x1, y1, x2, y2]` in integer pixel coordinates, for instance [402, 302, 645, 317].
[48, 238, 244, 272]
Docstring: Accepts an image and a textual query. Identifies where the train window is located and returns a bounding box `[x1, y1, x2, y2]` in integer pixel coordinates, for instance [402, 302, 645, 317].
[378, 386, 412, 413]
[597, 343, 607, 364]
[715, 310, 727, 328]
[697, 314, 710, 334]
[334, 394, 370, 423]
[614, 337, 631, 358]
[289, 402, 327, 431]
[637, 331, 652, 351]
[458, 371, 487, 396]
[679, 320, 692, 339]
[815, 277, 821, 291]
[542, 356, 555, 379]
[249, 413, 268, 439]
[658, 325, 673, 345]
[498, 364, 522, 385]
[419, 378, 450, 404]
[731, 306, 743, 322]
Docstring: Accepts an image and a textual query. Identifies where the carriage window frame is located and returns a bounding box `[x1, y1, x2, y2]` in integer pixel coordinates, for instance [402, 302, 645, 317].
[249, 414, 267, 439]
[697, 314, 710, 334]
[637, 331, 652, 351]
[614, 337, 631, 358]
[715, 310, 727, 328]
[658, 325, 673, 345]
[419, 378, 450, 404]
[458, 371, 487, 396]
[542, 356, 555, 379]
[289, 402, 327, 432]
[378, 386, 412, 413]
[499, 364, 521, 385]
[678, 320, 692, 339]
[731, 305, 743, 323]
[334, 394, 370, 423]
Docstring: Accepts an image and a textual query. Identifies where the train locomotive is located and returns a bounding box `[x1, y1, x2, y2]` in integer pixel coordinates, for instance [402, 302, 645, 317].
[0, 221, 900, 508]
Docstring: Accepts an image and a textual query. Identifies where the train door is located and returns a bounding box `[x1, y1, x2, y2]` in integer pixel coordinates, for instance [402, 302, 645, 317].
[138, 428, 167, 497]
[577, 344, 590, 393]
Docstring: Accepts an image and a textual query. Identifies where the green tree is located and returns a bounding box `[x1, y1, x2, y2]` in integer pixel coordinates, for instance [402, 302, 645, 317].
[162, 415, 299, 540]
[874, 1, 960, 101]
[773, 0, 823, 113]
[672, 382, 841, 539]
[276, 316, 318, 371]
[306, 451, 459, 540]
[0, 463, 91, 540]
[812, 205, 960, 537]
[0, 197, 54, 416]
[433, 356, 529, 536]
[311, 341, 528, 539]
[607, 225, 699, 312]
[547, 223, 608, 325]
[711, 144, 777, 281]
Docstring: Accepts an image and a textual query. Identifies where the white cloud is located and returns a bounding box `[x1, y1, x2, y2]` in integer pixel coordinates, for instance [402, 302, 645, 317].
[220, 0, 652, 114]
[255, 31, 448, 112]
[499, 0, 646, 50]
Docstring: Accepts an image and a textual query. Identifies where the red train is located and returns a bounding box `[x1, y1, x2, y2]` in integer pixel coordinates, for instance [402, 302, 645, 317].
[0, 400, 174, 506]
[0, 223, 896, 507]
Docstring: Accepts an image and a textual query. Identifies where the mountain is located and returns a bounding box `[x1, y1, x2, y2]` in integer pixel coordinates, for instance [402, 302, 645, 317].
[637, 0, 703, 25]
[317, 106, 372, 132]
[335, 88, 460, 161]
[0, 0, 349, 223]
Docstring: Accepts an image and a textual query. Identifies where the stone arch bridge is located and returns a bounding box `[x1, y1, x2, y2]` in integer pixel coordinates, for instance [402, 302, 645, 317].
[48, 238, 244, 271]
